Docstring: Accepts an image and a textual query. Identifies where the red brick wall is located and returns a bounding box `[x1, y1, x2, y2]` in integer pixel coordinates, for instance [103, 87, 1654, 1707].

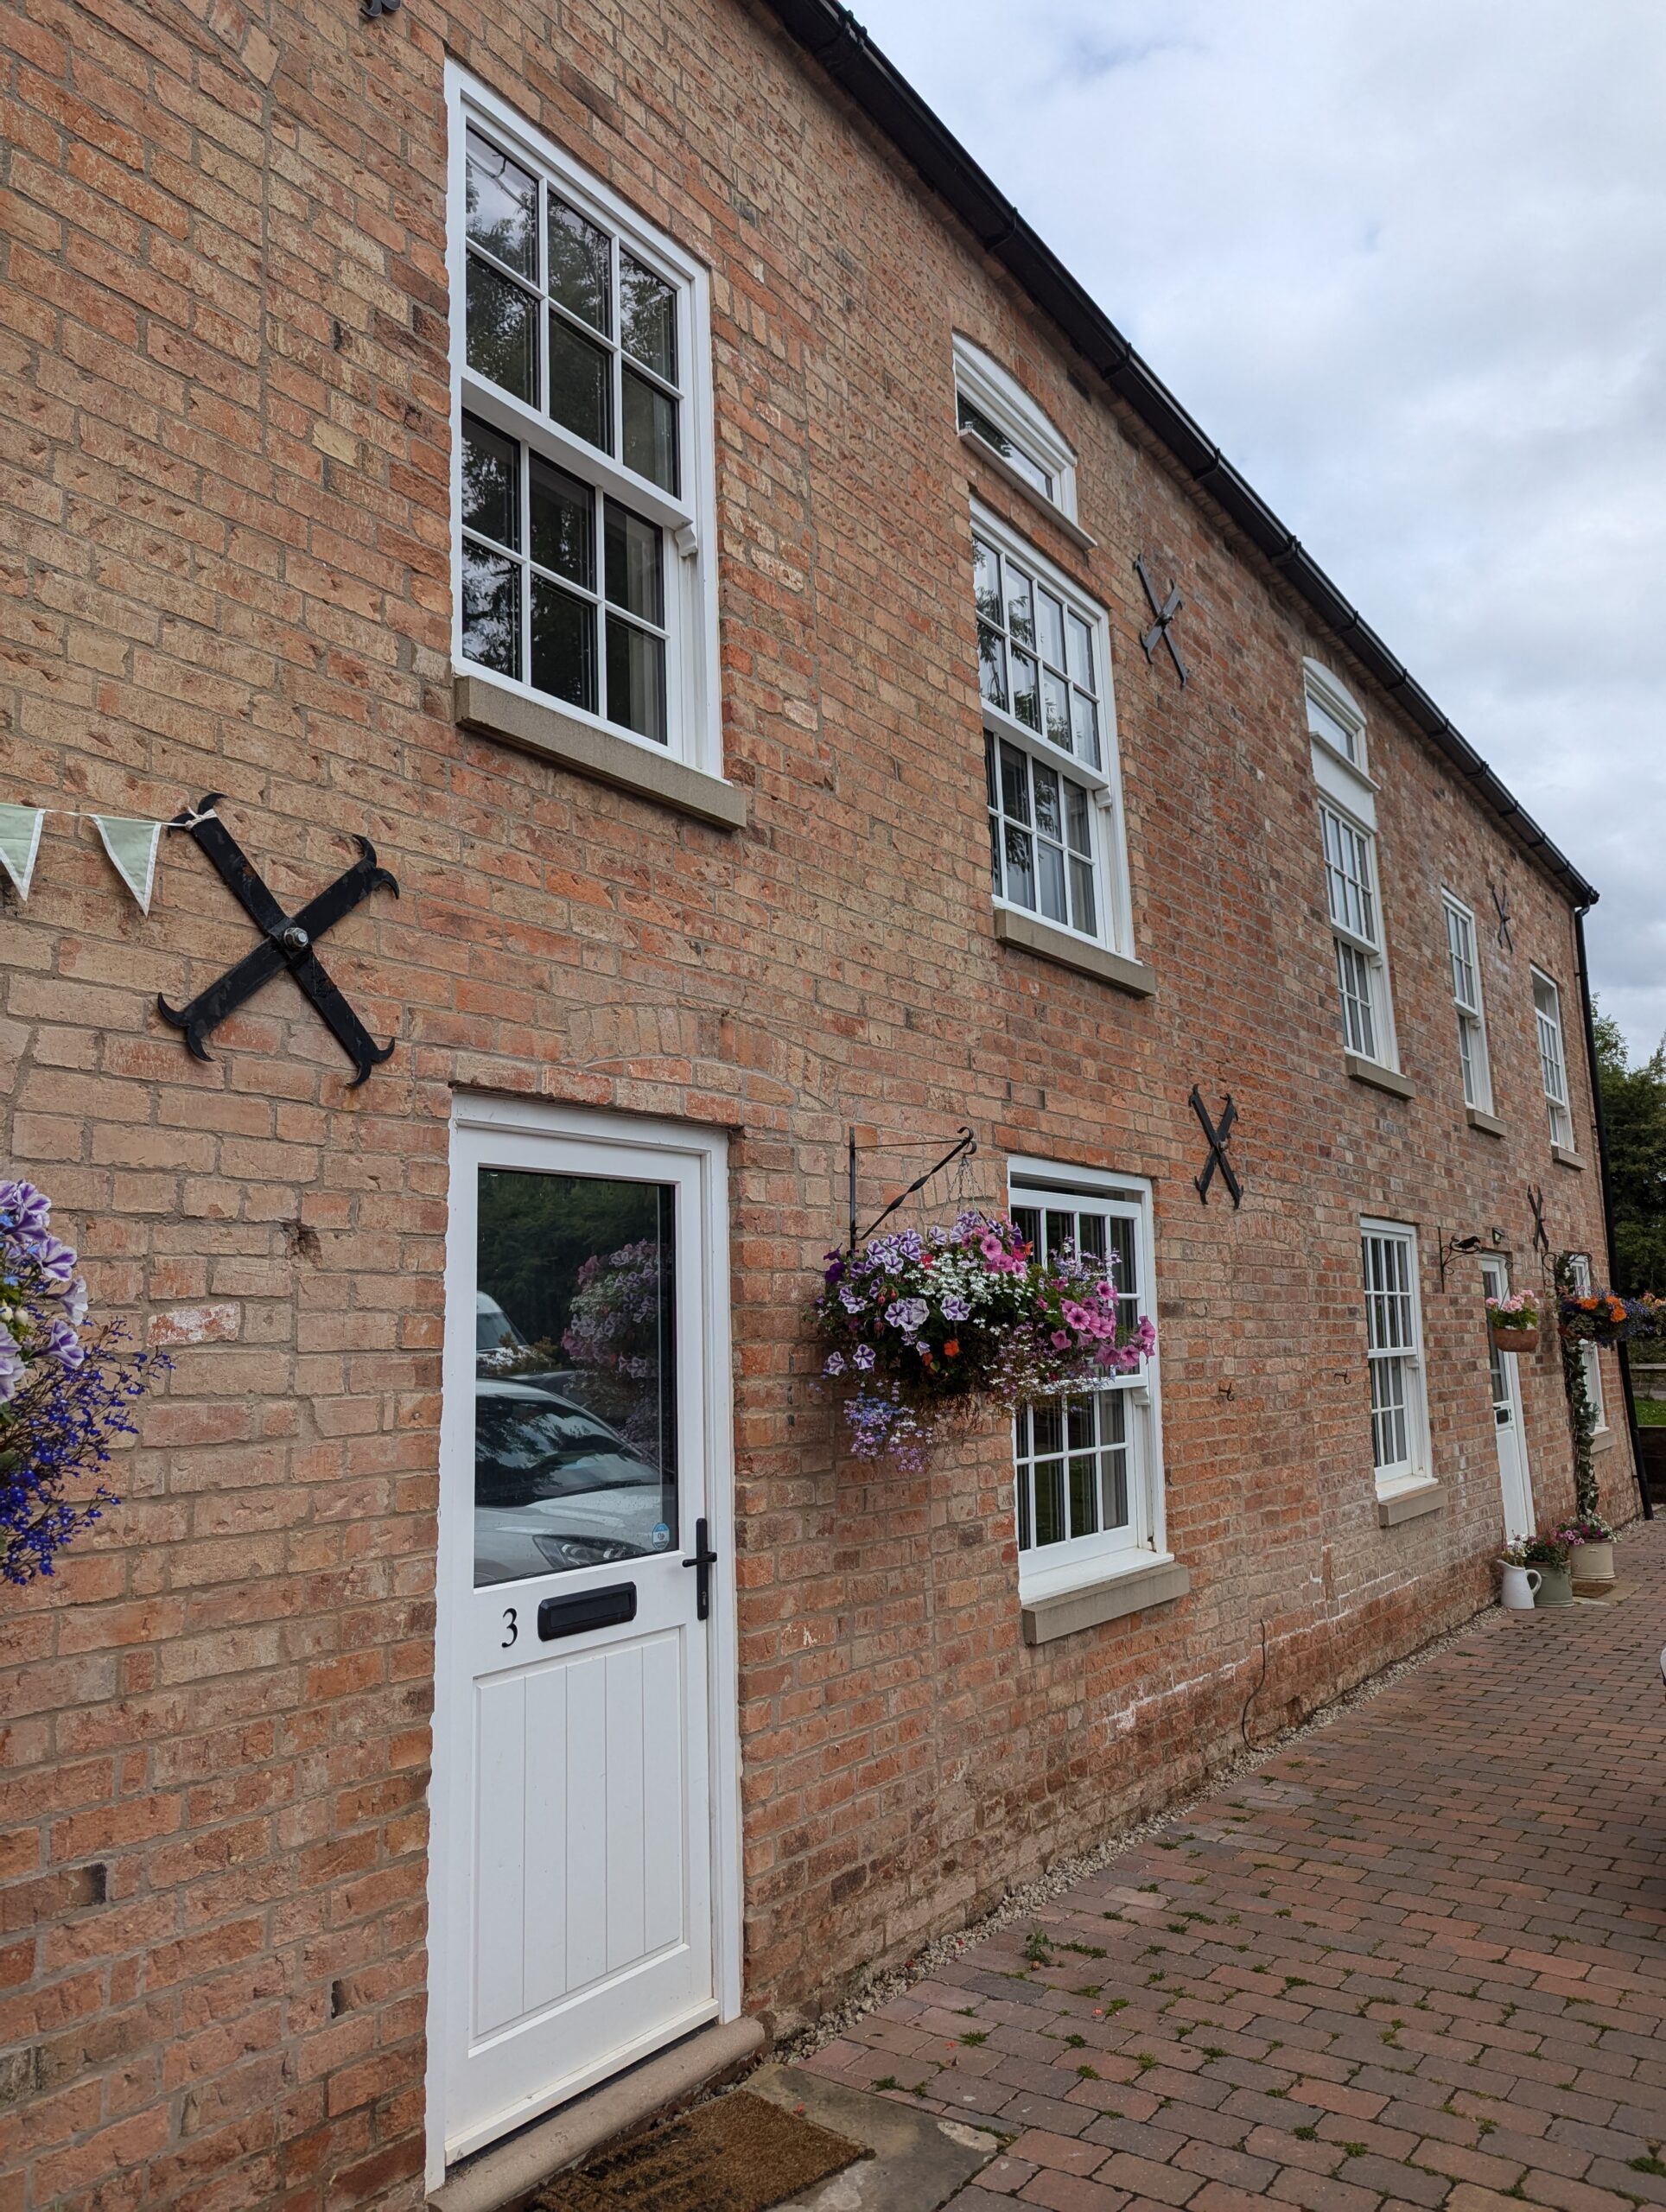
[0, 0, 1633, 2204]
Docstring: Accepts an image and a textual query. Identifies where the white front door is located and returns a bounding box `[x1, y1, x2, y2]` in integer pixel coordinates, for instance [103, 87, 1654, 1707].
[1481, 1256, 1534, 1541]
[430, 1105, 735, 2177]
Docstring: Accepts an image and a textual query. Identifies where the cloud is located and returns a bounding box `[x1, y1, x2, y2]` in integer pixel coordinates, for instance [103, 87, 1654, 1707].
[854, 0, 1666, 1052]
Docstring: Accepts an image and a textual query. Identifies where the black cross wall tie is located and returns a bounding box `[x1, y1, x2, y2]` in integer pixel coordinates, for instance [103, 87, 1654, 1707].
[1491, 880, 1515, 951]
[1190, 1088, 1242, 1208]
[1528, 1183, 1550, 1260]
[157, 796, 399, 1086]
[1135, 554, 1189, 687]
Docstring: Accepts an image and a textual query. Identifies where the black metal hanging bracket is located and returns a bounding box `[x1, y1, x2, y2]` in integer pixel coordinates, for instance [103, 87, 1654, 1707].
[1436, 1229, 1483, 1292]
[157, 795, 399, 1087]
[847, 1125, 976, 1251]
[1190, 1088, 1241, 1208]
[1135, 554, 1189, 687]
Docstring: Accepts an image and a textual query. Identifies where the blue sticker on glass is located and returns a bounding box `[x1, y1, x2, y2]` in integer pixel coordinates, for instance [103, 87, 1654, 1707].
[650, 1522, 672, 1551]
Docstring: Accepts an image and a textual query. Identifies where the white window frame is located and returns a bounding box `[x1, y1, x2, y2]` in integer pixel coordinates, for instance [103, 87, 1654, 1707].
[1567, 1252, 1607, 1432]
[1303, 664, 1396, 1071]
[444, 64, 722, 778]
[1360, 1218, 1432, 1499]
[1532, 968, 1574, 1149]
[953, 335, 1079, 520]
[1006, 1160, 1165, 1600]
[974, 502, 1134, 959]
[1442, 892, 1493, 1112]
[1304, 659, 1368, 772]
[1319, 797, 1396, 1067]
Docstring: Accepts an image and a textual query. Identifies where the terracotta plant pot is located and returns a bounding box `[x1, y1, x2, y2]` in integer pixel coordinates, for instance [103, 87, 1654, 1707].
[1489, 1325, 1539, 1354]
[1571, 1540, 1616, 1592]
[1531, 1563, 1574, 1607]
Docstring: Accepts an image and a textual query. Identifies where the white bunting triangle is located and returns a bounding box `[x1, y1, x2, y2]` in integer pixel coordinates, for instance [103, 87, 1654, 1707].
[0, 804, 45, 900]
[92, 816, 164, 914]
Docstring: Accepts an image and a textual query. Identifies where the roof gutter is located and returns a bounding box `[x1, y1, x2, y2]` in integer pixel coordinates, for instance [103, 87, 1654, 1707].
[763, 0, 1599, 911]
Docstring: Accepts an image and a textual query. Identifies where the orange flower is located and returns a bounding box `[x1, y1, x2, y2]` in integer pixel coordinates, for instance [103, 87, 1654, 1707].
[944, 1338, 960, 1357]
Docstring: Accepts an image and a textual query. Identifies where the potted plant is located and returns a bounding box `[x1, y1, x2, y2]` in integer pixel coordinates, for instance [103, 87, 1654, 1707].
[1520, 1530, 1573, 1607]
[811, 1210, 1154, 1470]
[1496, 1541, 1542, 1611]
[1560, 1514, 1618, 1592]
[1485, 1291, 1540, 1354]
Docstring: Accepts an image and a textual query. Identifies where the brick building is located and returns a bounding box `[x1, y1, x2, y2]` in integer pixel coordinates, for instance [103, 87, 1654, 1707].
[0, 0, 1643, 2205]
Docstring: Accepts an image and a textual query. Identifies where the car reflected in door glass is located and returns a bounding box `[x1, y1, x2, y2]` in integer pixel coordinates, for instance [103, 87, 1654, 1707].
[473, 1169, 677, 1585]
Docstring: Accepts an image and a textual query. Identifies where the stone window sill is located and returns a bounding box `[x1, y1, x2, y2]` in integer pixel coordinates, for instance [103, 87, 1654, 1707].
[1552, 1143, 1587, 1171]
[1466, 1107, 1506, 1137]
[454, 673, 748, 832]
[1376, 1478, 1444, 1528]
[993, 906, 1156, 997]
[1591, 1426, 1616, 1455]
[1021, 1554, 1190, 1645]
[957, 429, 1097, 553]
[1345, 1052, 1414, 1100]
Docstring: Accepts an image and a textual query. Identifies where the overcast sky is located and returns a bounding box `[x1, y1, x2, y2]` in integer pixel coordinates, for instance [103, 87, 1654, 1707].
[854, 0, 1666, 1059]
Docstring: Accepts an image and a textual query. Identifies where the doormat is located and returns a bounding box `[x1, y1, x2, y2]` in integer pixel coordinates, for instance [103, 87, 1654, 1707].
[532, 2089, 865, 2212]
[1572, 1579, 1637, 1605]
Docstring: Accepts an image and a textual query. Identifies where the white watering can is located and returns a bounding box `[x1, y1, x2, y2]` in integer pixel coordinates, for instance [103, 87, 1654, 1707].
[1498, 1561, 1541, 1611]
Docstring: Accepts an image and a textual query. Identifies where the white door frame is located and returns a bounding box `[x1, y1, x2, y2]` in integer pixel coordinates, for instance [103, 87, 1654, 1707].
[1480, 1254, 1534, 1542]
[424, 1096, 742, 2190]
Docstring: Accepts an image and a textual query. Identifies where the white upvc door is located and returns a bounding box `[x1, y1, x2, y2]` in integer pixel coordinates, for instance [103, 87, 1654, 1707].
[429, 1102, 738, 2182]
[1481, 1256, 1534, 1541]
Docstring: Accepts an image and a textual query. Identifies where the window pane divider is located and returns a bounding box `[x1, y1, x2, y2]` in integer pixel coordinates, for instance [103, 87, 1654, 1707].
[981, 707, 1112, 794]
[465, 238, 537, 292]
[461, 373, 696, 537]
[1331, 918, 1380, 957]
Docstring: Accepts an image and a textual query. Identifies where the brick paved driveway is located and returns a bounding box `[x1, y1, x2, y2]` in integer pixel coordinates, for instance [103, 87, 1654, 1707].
[804, 1525, 1666, 2212]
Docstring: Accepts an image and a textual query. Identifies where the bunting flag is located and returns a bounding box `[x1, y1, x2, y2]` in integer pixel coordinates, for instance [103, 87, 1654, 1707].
[0, 804, 45, 899]
[91, 816, 164, 914]
[0, 801, 203, 911]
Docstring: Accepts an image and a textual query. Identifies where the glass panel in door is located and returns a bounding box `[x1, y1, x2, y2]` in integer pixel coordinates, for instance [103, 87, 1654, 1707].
[472, 1170, 677, 1586]
[1487, 1327, 1511, 1429]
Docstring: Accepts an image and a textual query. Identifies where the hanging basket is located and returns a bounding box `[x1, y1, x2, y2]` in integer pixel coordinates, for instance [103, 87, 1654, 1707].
[1489, 1323, 1539, 1354]
[811, 1211, 1154, 1471]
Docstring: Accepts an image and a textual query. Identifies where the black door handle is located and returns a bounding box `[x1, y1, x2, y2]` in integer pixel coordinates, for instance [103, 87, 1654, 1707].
[537, 1583, 637, 1640]
[682, 1516, 717, 1621]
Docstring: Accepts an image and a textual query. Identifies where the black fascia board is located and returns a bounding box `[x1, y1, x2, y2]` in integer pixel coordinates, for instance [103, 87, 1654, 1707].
[761, 0, 1599, 909]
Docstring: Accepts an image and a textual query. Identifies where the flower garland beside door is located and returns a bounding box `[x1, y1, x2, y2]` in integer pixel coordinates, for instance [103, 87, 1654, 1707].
[1555, 1258, 1666, 1526]
[811, 1210, 1154, 1471]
